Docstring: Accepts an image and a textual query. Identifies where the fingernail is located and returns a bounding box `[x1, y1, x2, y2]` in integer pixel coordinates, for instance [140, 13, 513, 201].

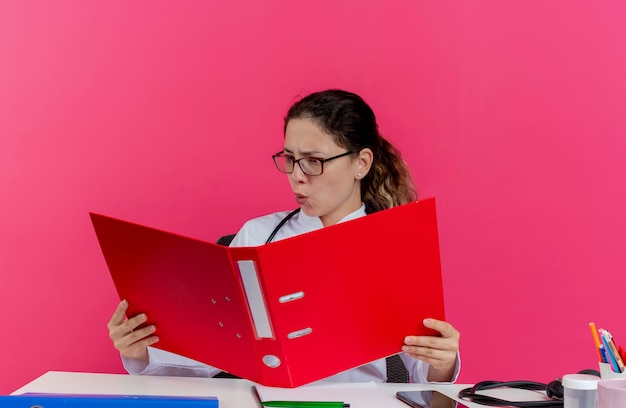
[120, 299, 127, 306]
[423, 318, 432, 326]
[148, 325, 156, 333]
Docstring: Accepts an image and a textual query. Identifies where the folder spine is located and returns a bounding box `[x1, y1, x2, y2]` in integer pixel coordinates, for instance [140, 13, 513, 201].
[229, 246, 296, 387]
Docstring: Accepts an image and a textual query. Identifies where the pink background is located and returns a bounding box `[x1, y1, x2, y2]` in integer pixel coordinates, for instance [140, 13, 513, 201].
[1, 0, 625, 394]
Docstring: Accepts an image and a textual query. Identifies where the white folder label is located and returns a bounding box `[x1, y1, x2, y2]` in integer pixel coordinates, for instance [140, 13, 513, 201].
[237, 260, 273, 339]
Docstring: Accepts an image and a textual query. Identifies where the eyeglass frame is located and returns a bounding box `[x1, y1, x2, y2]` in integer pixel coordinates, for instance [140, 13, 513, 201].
[272, 150, 355, 176]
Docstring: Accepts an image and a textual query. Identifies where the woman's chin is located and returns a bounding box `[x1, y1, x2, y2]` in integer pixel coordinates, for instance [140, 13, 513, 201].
[298, 205, 319, 218]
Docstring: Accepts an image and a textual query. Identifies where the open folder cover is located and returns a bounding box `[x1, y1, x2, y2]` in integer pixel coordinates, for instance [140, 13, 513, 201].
[90, 198, 445, 388]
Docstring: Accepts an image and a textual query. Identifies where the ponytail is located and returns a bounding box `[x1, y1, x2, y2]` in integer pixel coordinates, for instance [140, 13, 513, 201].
[362, 136, 416, 213]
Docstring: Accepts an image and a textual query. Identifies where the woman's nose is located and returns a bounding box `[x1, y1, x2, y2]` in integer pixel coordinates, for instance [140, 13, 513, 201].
[290, 163, 308, 182]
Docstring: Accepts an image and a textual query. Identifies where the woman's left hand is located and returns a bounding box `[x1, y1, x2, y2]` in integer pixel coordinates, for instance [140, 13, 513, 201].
[402, 318, 460, 382]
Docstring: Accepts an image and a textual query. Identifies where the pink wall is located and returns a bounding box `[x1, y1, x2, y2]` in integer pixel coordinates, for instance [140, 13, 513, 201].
[1, 0, 625, 394]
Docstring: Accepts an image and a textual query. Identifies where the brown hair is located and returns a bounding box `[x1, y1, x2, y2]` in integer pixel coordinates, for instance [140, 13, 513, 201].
[284, 89, 416, 213]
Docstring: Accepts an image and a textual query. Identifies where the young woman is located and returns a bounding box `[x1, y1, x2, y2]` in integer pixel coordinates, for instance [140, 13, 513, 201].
[108, 89, 460, 383]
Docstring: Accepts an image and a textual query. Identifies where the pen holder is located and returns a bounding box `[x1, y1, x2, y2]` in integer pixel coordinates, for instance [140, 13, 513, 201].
[600, 363, 626, 379]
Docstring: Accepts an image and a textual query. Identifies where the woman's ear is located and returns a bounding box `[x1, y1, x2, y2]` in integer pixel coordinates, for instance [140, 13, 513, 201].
[355, 148, 373, 179]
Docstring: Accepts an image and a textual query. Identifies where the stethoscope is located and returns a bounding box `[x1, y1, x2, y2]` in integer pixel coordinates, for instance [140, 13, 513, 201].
[264, 208, 300, 244]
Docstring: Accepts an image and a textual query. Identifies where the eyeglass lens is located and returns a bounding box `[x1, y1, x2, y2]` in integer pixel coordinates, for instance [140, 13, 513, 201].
[276, 155, 323, 175]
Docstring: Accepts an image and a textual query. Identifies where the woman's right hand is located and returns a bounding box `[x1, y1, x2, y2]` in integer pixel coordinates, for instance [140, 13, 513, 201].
[107, 300, 159, 362]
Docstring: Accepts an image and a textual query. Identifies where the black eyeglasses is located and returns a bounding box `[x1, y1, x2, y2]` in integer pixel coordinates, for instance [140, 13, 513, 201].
[272, 150, 354, 176]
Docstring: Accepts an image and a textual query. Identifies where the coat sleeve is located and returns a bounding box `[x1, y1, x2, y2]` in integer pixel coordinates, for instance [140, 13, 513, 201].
[121, 347, 223, 377]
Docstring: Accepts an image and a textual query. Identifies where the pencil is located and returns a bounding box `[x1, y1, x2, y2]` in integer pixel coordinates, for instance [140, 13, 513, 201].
[589, 322, 603, 362]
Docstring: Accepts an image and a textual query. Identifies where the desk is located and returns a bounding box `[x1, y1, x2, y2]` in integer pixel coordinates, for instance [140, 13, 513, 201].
[11, 371, 552, 408]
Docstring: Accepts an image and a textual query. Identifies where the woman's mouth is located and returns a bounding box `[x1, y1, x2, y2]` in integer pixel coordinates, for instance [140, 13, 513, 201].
[295, 194, 307, 205]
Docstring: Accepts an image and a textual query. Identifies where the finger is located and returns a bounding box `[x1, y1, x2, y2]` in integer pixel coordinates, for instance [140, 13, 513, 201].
[403, 336, 458, 356]
[403, 344, 457, 360]
[403, 332, 459, 354]
[107, 300, 129, 330]
[423, 319, 460, 339]
[125, 312, 149, 332]
[402, 345, 458, 369]
[109, 312, 148, 342]
[119, 334, 160, 360]
[405, 333, 459, 349]
[114, 324, 157, 350]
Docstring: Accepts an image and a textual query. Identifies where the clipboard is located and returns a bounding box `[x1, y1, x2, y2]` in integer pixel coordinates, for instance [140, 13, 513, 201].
[90, 198, 446, 387]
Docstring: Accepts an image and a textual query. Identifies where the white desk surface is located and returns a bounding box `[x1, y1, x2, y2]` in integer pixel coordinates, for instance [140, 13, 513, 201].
[11, 371, 552, 408]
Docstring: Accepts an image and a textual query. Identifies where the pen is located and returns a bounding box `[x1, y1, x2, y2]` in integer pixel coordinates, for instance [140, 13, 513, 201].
[602, 330, 625, 373]
[260, 402, 350, 408]
[599, 344, 608, 364]
[589, 322, 603, 362]
[251, 386, 350, 408]
[601, 332, 622, 373]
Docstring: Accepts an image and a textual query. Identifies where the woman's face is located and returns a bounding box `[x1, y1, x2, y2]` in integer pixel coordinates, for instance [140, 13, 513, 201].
[283, 118, 371, 226]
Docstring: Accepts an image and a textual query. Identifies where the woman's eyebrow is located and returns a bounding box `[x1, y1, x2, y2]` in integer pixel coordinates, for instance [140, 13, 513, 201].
[283, 148, 324, 156]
